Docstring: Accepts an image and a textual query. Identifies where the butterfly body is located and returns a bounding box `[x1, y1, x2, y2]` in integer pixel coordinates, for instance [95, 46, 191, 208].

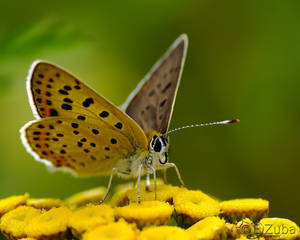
[21, 35, 188, 201]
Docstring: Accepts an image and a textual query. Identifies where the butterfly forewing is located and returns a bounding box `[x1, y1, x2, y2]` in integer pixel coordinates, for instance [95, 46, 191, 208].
[22, 117, 135, 176]
[123, 35, 188, 134]
[23, 61, 148, 176]
[28, 61, 147, 149]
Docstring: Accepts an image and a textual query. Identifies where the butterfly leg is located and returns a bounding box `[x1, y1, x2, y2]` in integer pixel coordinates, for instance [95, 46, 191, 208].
[145, 168, 151, 191]
[163, 168, 168, 184]
[149, 165, 157, 200]
[137, 164, 144, 203]
[164, 163, 185, 187]
[98, 168, 118, 204]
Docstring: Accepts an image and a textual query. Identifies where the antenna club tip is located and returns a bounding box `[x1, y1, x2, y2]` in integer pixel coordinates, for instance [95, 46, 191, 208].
[229, 119, 240, 123]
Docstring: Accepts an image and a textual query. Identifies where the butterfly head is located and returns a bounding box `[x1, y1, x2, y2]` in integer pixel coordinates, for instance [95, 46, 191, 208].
[149, 134, 169, 168]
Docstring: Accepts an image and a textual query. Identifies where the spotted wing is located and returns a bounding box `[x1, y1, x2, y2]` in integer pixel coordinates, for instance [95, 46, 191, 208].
[21, 117, 137, 176]
[22, 61, 148, 176]
[27, 61, 147, 150]
[122, 34, 188, 134]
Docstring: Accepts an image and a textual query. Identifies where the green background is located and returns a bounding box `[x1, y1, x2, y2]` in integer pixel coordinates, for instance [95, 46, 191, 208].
[0, 0, 299, 224]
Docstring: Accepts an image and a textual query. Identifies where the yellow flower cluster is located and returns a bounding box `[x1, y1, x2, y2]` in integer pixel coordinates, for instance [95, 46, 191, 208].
[0, 180, 298, 240]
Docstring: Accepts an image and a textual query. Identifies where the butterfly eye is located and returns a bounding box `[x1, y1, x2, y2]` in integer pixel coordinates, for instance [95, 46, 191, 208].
[150, 135, 163, 153]
[153, 138, 162, 152]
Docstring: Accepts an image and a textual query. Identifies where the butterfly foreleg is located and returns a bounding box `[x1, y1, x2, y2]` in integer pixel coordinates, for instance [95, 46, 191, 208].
[164, 162, 185, 187]
[137, 164, 144, 203]
[99, 168, 118, 204]
[163, 169, 168, 184]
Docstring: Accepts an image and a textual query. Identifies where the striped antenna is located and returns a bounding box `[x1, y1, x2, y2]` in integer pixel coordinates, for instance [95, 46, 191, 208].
[165, 119, 240, 136]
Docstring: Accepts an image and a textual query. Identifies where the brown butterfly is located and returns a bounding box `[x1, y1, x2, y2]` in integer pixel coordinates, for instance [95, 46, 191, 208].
[20, 34, 238, 202]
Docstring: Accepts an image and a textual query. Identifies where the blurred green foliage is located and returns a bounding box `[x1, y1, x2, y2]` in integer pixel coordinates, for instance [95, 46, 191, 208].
[0, 0, 299, 224]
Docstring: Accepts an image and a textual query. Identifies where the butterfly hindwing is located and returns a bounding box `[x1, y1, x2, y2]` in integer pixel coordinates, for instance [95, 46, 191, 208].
[122, 34, 188, 134]
[22, 117, 136, 176]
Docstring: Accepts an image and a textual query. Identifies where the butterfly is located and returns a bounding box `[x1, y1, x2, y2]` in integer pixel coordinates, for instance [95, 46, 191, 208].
[20, 34, 189, 202]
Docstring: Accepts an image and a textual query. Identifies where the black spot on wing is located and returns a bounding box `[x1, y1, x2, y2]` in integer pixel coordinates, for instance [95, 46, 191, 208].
[148, 90, 155, 97]
[162, 82, 172, 93]
[50, 109, 58, 116]
[63, 98, 73, 103]
[82, 98, 94, 107]
[92, 129, 99, 134]
[77, 115, 85, 120]
[99, 111, 109, 118]
[59, 89, 69, 95]
[114, 122, 123, 129]
[61, 104, 72, 110]
[160, 99, 167, 107]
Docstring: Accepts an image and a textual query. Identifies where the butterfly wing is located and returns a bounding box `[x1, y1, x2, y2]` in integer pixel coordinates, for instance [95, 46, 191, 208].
[21, 117, 137, 176]
[22, 61, 148, 176]
[122, 34, 188, 134]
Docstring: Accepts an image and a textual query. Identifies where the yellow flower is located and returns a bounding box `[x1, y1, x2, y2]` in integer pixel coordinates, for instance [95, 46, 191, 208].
[19, 238, 37, 240]
[68, 204, 114, 236]
[236, 235, 265, 240]
[225, 222, 240, 239]
[24, 207, 72, 239]
[173, 189, 220, 228]
[138, 226, 190, 240]
[0, 206, 41, 239]
[235, 218, 259, 237]
[0, 193, 29, 217]
[110, 179, 165, 207]
[220, 198, 269, 222]
[109, 182, 133, 207]
[64, 186, 106, 209]
[126, 184, 182, 204]
[26, 198, 62, 210]
[259, 218, 299, 240]
[83, 220, 136, 240]
[186, 216, 226, 240]
[115, 200, 174, 228]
